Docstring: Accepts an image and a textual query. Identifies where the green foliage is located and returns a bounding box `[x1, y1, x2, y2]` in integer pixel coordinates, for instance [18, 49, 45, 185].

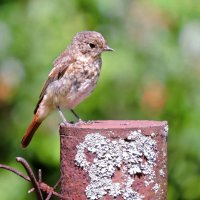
[0, 0, 200, 199]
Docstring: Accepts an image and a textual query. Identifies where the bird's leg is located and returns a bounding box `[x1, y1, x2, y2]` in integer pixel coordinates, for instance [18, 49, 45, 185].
[70, 109, 82, 122]
[70, 109, 93, 125]
[57, 106, 70, 125]
[70, 109, 88, 126]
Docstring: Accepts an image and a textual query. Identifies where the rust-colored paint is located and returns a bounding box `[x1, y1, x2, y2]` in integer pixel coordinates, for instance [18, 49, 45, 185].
[60, 120, 168, 200]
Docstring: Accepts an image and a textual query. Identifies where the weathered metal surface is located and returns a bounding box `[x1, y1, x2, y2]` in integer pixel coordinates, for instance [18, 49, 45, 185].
[60, 120, 168, 200]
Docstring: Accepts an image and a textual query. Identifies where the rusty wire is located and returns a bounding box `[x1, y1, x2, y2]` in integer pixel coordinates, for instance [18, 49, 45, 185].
[0, 157, 66, 200]
[16, 157, 43, 200]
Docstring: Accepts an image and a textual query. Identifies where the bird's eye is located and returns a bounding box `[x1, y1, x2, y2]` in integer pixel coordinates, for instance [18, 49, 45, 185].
[89, 43, 96, 48]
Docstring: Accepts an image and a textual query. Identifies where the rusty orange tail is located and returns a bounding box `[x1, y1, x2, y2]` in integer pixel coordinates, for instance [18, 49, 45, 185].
[21, 114, 42, 148]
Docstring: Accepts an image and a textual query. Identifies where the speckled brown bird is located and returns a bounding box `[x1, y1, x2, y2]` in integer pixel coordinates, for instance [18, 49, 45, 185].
[21, 31, 113, 148]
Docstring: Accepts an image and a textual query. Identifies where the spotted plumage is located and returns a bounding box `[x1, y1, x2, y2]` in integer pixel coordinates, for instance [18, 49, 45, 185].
[21, 31, 113, 148]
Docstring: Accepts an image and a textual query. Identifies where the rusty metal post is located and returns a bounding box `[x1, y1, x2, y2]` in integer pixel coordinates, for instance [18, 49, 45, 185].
[60, 120, 168, 200]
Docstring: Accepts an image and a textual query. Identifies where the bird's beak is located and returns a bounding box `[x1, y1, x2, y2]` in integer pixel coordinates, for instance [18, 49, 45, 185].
[104, 45, 114, 51]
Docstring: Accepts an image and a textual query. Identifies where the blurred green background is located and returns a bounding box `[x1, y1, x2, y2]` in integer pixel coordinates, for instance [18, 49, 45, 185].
[0, 0, 200, 199]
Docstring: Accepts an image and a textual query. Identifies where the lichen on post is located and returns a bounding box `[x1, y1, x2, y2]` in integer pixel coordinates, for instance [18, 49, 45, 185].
[60, 120, 168, 200]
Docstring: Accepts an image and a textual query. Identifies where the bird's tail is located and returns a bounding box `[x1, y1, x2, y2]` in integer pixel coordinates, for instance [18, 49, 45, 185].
[21, 114, 42, 148]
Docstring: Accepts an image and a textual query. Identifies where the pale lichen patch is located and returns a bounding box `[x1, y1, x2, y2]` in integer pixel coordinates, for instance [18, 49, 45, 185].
[163, 124, 168, 138]
[152, 183, 160, 193]
[159, 169, 165, 177]
[74, 130, 161, 199]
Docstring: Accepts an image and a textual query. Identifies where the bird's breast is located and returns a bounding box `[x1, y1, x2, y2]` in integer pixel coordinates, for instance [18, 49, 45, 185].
[51, 58, 102, 109]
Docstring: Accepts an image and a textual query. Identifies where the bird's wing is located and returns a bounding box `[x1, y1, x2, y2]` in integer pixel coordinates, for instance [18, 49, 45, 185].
[34, 51, 75, 114]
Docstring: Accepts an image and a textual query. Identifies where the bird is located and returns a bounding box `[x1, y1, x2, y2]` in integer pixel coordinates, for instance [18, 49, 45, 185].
[21, 31, 113, 148]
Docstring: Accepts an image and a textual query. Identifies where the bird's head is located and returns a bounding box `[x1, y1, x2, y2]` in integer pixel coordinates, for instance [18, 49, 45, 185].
[71, 31, 113, 59]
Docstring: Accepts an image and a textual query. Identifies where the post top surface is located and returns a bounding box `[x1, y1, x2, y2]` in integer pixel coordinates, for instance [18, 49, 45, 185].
[61, 120, 167, 130]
